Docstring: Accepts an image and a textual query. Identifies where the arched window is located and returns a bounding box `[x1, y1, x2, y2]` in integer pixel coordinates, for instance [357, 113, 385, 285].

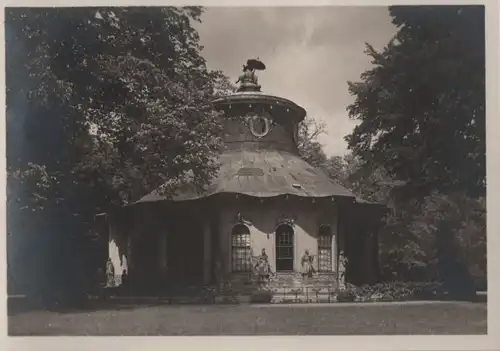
[231, 224, 252, 272]
[275, 224, 294, 271]
[318, 225, 333, 272]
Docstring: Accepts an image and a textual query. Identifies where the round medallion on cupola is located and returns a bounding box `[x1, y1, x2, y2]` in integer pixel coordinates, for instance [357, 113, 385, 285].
[248, 112, 272, 138]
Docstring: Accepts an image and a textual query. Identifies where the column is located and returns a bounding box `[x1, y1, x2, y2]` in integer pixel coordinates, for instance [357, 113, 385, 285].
[159, 233, 167, 271]
[127, 231, 133, 270]
[331, 233, 337, 273]
[203, 220, 211, 285]
[365, 231, 376, 284]
[217, 209, 229, 289]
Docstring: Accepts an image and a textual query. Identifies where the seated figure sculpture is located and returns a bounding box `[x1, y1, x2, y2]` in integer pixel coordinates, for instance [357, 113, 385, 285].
[235, 58, 266, 92]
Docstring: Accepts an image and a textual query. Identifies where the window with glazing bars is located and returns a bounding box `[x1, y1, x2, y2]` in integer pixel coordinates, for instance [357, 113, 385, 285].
[276, 224, 294, 271]
[231, 224, 252, 272]
[318, 225, 333, 272]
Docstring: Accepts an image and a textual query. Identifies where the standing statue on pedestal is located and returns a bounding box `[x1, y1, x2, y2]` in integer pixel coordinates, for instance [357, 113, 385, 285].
[106, 258, 115, 287]
[254, 248, 272, 283]
[235, 58, 266, 92]
[338, 250, 348, 289]
[301, 250, 316, 278]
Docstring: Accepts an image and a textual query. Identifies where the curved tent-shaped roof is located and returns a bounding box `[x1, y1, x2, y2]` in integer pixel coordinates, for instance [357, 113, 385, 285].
[212, 91, 307, 122]
[136, 149, 357, 204]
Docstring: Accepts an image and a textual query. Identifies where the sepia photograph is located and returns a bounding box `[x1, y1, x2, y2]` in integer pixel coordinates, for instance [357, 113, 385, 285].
[5, 3, 489, 340]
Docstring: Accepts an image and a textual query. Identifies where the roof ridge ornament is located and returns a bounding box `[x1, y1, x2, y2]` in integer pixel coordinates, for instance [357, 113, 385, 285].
[235, 58, 266, 92]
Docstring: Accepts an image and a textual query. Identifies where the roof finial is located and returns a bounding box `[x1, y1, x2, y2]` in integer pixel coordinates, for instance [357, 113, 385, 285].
[235, 58, 266, 92]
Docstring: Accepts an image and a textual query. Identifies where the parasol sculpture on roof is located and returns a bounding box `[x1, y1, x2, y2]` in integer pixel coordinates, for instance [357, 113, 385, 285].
[235, 58, 266, 92]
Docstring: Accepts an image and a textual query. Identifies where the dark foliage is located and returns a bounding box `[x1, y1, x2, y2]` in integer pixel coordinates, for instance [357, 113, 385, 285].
[6, 7, 231, 301]
[344, 6, 486, 289]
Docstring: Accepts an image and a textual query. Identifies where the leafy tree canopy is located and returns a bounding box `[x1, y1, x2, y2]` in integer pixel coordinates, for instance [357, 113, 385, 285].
[346, 5, 485, 202]
[6, 7, 231, 297]
[7, 7, 232, 214]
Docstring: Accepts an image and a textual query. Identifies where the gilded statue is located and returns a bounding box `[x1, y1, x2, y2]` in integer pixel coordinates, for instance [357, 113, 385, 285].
[338, 250, 348, 288]
[236, 58, 266, 92]
[254, 248, 272, 282]
[301, 250, 316, 278]
[106, 258, 115, 287]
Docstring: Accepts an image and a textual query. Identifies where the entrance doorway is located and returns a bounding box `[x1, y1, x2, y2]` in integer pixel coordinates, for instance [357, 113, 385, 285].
[275, 224, 294, 271]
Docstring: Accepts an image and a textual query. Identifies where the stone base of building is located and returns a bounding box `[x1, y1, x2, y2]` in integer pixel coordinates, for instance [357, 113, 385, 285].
[223, 271, 341, 303]
[104, 270, 346, 304]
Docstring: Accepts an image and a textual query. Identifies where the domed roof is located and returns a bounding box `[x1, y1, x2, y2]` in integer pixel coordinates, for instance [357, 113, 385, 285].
[213, 91, 306, 122]
[133, 59, 364, 205]
[136, 149, 356, 203]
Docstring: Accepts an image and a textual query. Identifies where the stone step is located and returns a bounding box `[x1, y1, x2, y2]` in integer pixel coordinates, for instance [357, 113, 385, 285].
[270, 295, 337, 304]
[222, 287, 338, 302]
[228, 284, 338, 292]
[103, 293, 341, 305]
[271, 287, 335, 293]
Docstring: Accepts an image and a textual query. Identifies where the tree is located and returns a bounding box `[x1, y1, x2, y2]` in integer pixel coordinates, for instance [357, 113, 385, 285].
[345, 6, 486, 291]
[343, 155, 486, 287]
[346, 5, 485, 203]
[295, 116, 355, 189]
[7, 7, 231, 208]
[411, 192, 486, 292]
[296, 116, 328, 169]
[6, 7, 231, 301]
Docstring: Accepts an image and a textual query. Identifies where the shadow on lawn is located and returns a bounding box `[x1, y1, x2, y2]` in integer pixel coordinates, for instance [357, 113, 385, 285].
[8, 292, 486, 316]
[7, 296, 193, 316]
[8, 285, 226, 315]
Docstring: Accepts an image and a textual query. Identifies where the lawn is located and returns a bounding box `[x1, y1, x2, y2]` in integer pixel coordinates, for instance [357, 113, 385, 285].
[8, 301, 487, 336]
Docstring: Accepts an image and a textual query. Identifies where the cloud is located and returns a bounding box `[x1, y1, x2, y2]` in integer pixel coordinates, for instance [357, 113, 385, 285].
[195, 6, 397, 156]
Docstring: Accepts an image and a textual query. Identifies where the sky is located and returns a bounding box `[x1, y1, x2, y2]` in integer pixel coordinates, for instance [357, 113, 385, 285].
[194, 6, 397, 157]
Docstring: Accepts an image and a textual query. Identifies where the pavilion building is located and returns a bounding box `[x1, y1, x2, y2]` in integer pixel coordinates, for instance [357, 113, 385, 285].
[106, 60, 384, 296]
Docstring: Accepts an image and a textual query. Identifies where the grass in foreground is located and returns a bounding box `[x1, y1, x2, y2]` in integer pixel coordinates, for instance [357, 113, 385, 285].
[9, 301, 487, 336]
